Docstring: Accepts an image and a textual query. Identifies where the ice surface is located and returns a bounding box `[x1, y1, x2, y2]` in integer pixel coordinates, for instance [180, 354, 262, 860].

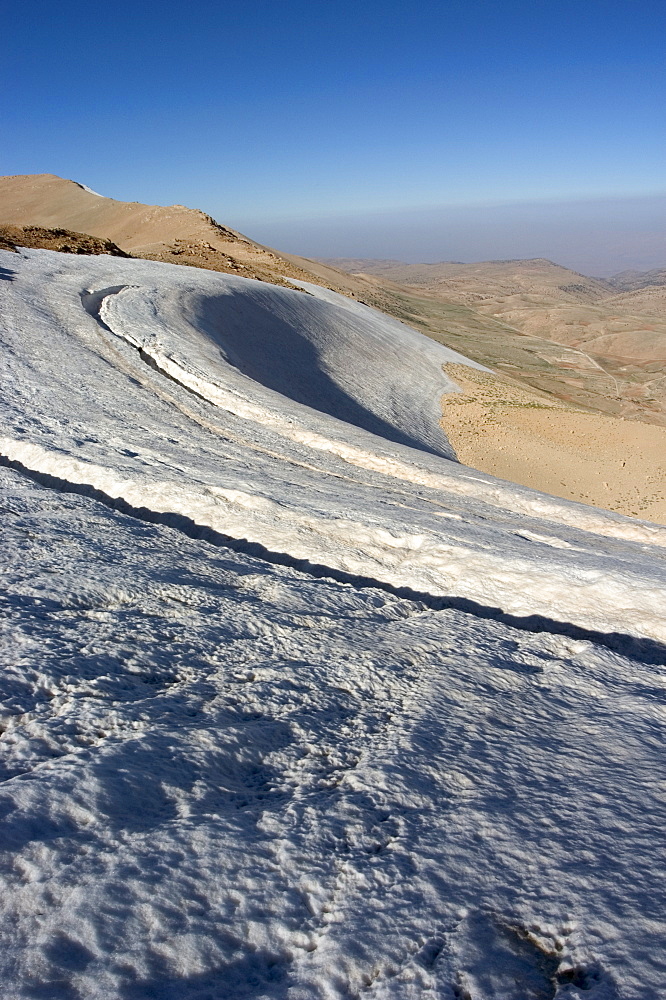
[1, 248, 665, 998]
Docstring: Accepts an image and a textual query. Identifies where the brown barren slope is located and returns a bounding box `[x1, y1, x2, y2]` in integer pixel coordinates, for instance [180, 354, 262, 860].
[329, 256, 666, 426]
[0, 174, 356, 291]
[322, 257, 614, 303]
[440, 365, 666, 524]
[0, 173, 259, 255]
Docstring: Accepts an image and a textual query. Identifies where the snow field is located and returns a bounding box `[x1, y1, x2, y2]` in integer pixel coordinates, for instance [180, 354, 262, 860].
[1, 248, 666, 998]
[1, 250, 665, 645]
[2, 467, 665, 998]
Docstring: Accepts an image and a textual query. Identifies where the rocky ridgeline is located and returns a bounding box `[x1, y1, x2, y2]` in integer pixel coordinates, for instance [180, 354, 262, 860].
[0, 224, 130, 257]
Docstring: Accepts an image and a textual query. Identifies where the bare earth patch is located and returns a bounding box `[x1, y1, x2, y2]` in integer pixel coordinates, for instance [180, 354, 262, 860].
[441, 363, 666, 524]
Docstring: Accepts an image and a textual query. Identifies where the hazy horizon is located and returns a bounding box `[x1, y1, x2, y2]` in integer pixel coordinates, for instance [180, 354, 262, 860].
[233, 193, 666, 278]
[4, 0, 665, 263]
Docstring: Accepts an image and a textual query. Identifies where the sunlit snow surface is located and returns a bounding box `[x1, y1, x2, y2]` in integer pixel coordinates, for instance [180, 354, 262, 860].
[1, 249, 665, 999]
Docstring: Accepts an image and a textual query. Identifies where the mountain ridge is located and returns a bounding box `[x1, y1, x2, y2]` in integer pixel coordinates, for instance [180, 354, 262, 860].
[0, 173, 357, 293]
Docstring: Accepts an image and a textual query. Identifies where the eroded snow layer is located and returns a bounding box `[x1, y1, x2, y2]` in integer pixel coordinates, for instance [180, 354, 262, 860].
[1, 249, 666, 998]
[2, 250, 666, 644]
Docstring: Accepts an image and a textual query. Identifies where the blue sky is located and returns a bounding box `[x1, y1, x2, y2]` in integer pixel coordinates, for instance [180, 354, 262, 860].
[3, 0, 665, 268]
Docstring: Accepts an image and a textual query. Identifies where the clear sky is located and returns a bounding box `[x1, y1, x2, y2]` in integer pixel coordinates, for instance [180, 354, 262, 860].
[3, 0, 665, 269]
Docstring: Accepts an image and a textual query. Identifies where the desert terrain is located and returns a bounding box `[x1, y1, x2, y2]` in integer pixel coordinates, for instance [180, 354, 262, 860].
[326, 257, 666, 520]
[440, 364, 666, 523]
[325, 257, 666, 425]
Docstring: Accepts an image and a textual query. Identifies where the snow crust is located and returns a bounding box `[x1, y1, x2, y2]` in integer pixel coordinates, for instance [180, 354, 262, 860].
[1, 248, 666, 998]
[74, 181, 105, 198]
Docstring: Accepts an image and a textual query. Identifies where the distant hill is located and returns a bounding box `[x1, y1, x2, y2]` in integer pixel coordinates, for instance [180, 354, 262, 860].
[322, 257, 614, 303]
[324, 255, 666, 430]
[603, 285, 666, 315]
[606, 267, 666, 292]
[326, 255, 666, 363]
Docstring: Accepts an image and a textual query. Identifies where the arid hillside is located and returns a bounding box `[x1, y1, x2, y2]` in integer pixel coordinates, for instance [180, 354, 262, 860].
[322, 257, 614, 303]
[327, 256, 666, 427]
[0, 173, 360, 293]
[607, 267, 666, 292]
